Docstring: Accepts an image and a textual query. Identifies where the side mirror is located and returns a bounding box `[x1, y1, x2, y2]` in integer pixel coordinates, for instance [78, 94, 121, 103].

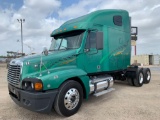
[42, 47, 48, 56]
[131, 26, 138, 35]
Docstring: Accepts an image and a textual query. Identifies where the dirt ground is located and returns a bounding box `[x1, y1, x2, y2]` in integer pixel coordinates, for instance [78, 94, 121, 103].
[0, 63, 160, 120]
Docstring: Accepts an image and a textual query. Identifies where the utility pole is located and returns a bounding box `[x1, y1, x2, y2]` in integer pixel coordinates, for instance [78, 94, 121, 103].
[17, 19, 25, 55]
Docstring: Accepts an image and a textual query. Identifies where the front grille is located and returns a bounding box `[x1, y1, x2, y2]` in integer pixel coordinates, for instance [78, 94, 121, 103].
[7, 65, 21, 86]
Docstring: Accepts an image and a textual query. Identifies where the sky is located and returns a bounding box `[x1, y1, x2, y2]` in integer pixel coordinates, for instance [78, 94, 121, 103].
[0, 0, 160, 55]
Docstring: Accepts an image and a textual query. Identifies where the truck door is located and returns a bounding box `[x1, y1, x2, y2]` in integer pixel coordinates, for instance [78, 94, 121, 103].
[83, 31, 103, 74]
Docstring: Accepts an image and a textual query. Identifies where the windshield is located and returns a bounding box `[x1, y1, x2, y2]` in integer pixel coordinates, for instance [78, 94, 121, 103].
[49, 30, 84, 51]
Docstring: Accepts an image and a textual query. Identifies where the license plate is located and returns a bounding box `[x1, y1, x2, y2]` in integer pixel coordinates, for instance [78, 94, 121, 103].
[9, 85, 20, 100]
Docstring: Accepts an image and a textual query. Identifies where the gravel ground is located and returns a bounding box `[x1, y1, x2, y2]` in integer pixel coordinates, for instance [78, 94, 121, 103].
[0, 64, 160, 120]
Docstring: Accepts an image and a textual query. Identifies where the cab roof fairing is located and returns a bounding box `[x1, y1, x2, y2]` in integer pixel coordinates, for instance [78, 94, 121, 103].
[50, 9, 129, 37]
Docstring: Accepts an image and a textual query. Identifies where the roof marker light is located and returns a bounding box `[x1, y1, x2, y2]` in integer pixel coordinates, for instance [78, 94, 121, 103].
[74, 26, 77, 28]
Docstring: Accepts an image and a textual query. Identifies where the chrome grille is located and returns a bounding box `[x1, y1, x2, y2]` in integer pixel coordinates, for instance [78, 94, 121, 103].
[7, 65, 21, 86]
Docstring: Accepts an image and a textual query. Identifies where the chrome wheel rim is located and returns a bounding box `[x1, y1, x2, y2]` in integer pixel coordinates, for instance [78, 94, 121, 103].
[64, 88, 79, 110]
[139, 73, 143, 84]
[147, 71, 151, 81]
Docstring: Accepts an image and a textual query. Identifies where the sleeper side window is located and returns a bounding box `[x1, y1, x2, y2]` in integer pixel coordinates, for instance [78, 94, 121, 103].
[113, 15, 122, 26]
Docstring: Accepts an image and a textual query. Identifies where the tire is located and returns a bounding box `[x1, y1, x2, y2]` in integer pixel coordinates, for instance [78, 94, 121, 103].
[143, 68, 151, 84]
[133, 68, 144, 87]
[54, 80, 83, 117]
[127, 77, 134, 86]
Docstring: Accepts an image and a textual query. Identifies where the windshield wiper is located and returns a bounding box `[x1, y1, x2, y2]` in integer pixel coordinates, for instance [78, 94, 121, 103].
[49, 50, 55, 51]
[61, 46, 68, 50]
[50, 47, 76, 51]
[61, 46, 76, 50]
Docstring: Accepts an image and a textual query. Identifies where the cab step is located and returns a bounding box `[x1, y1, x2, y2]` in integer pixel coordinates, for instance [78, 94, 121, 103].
[93, 88, 115, 97]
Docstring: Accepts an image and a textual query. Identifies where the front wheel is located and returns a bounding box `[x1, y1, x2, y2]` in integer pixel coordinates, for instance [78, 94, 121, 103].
[54, 80, 83, 117]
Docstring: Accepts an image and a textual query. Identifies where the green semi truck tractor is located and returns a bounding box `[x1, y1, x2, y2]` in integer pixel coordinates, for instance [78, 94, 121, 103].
[7, 9, 151, 116]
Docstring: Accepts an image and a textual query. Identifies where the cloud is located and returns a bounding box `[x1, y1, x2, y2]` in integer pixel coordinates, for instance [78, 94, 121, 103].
[58, 0, 160, 55]
[0, 0, 160, 55]
[22, 0, 61, 18]
[58, 0, 103, 19]
[0, 0, 63, 55]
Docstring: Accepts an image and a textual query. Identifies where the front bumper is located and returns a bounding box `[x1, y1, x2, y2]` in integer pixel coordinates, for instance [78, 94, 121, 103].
[8, 84, 58, 113]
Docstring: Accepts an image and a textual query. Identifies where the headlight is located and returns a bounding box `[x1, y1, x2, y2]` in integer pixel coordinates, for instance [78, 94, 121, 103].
[22, 78, 43, 91]
[31, 83, 34, 89]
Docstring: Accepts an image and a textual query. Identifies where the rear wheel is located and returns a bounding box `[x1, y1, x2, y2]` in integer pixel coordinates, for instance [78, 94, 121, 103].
[143, 68, 151, 84]
[127, 77, 134, 86]
[133, 68, 144, 87]
[54, 80, 83, 117]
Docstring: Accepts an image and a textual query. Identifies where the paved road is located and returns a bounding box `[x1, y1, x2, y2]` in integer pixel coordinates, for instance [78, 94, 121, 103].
[0, 64, 160, 120]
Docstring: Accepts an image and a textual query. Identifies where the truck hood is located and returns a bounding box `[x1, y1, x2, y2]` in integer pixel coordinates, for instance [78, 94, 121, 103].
[10, 49, 78, 79]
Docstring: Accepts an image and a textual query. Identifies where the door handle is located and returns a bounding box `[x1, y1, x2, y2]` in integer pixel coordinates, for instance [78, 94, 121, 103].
[84, 49, 89, 52]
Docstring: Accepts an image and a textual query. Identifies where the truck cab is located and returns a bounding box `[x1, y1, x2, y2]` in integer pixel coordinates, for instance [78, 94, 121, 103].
[7, 9, 151, 117]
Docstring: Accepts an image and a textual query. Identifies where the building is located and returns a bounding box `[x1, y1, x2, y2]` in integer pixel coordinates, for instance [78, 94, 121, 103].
[0, 58, 6, 63]
[131, 54, 160, 66]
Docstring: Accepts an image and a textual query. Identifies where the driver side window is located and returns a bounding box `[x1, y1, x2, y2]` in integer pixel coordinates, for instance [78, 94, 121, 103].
[85, 31, 96, 49]
[60, 39, 67, 49]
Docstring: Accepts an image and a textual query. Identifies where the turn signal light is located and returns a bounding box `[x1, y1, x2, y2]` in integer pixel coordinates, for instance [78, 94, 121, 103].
[35, 83, 43, 91]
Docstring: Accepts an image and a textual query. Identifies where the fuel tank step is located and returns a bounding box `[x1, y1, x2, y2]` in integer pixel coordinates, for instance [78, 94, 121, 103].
[93, 88, 115, 97]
